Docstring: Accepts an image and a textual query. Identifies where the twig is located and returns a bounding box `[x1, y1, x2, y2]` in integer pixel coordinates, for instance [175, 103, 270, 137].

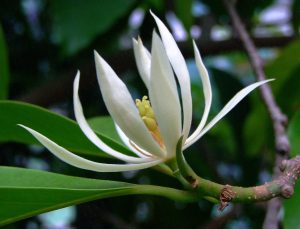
[222, 0, 290, 228]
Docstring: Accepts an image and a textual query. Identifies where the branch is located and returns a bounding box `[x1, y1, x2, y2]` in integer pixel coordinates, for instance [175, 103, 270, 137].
[180, 156, 300, 206]
[222, 0, 290, 228]
[174, 143, 300, 208]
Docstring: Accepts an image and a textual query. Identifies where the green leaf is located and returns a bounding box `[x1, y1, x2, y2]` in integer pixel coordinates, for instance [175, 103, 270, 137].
[288, 111, 300, 157]
[291, 0, 300, 34]
[174, 0, 193, 31]
[0, 166, 198, 226]
[0, 24, 9, 99]
[243, 40, 300, 156]
[275, 66, 300, 116]
[265, 39, 300, 93]
[88, 116, 122, 145]
[284, 181, 300, 228]
[0, 101, 132, 157]
[51, 0, 135, 55]
[88, 116, 134, 156]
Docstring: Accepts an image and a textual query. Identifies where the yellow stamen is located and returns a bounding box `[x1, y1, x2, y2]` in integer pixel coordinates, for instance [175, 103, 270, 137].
[136, 96, 164, 148]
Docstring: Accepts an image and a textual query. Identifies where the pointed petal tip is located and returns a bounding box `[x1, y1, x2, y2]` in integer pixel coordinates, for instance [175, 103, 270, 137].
[17, 124, 33, 133]
[258, 78, 274, 85]
[94, 50, 103, 64]
[192, 40, 198, 51]
[17, 123, 26, 129]
[94, 51, 105, 70]
[137, 36, 143, 44]
[75, 71, 80, 81]
[93, 49, 98, 56]
[192, 40, 202, 58]
[132, 37, 138, 44]
[150, 10, 157, 19]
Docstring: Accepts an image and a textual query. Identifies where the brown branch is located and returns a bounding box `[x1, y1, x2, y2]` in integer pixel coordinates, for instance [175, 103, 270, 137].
[223, 0, 290, 228]
[187, 156, 300, 203]
[18, 36, 295, 107]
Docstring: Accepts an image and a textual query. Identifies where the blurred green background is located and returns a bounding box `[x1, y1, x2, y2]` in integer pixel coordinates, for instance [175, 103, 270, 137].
[1, 0, 300, 228]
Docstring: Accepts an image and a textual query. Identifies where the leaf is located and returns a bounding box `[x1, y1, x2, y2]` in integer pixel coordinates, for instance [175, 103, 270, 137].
[291, 0, 300, 34]
[288, 111, 300, 157]
[174, 0, 193, 31]
[284, 181, 300, 228]
[50, 0, 135, 55]
[88, 116, 134, 156]
[0, 24, 9, 99]
[243, 106, 272, 156]
[243, 40, 300, 156]
[88, 116, 122, 145]
[0, 101, 132, 157]
[265, 39, 300, 93]
[275, 66, 300, 116]
[0, 166, 197, 226]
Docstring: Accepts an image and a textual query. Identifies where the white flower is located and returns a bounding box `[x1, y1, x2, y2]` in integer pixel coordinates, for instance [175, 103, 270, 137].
[20, 12, 271, 172]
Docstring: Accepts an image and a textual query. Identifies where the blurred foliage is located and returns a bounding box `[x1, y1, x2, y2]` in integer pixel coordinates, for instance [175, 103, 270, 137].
[51, 0, 136, 56]
[1, 0, 300, 228]
[174, 0, 193, 31]
[0, 24, 9, 99]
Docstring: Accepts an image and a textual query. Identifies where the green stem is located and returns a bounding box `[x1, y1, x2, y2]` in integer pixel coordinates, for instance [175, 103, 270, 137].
[131, 184, 200, 203]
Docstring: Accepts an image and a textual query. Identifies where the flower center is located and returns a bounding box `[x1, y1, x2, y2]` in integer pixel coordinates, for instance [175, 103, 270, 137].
[136, 96, 164, 148]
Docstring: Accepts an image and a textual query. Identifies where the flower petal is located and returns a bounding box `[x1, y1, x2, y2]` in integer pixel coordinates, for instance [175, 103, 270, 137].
[133, 37, 151, 88]
[94, 51, 165, 158]
[183, 79, 274, 150]
[19, 125, 163, 172]
[151, 11, 192, 141]
[149, 32, 182, 157]
[73, 72, 153, 163]
[115, 124, 153, 158]
[185, 41, 212, 146]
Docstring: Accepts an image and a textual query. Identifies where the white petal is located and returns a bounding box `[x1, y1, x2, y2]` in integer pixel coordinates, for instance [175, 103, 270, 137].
[115, 123, 152, 158]
[183, 79, 273, 149]
[151, 11, 192, 141]
[149, 32, 181, 157]
[185, 41, 212, 145]
[94, 51, 166, 158]
[133, 37, 151, 88]
[73, 72, 152, 163]
[19, 125, 163, 172]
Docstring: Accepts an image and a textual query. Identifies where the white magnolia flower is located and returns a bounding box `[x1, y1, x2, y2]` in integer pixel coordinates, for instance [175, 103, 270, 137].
[20, 12, 271, 172]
